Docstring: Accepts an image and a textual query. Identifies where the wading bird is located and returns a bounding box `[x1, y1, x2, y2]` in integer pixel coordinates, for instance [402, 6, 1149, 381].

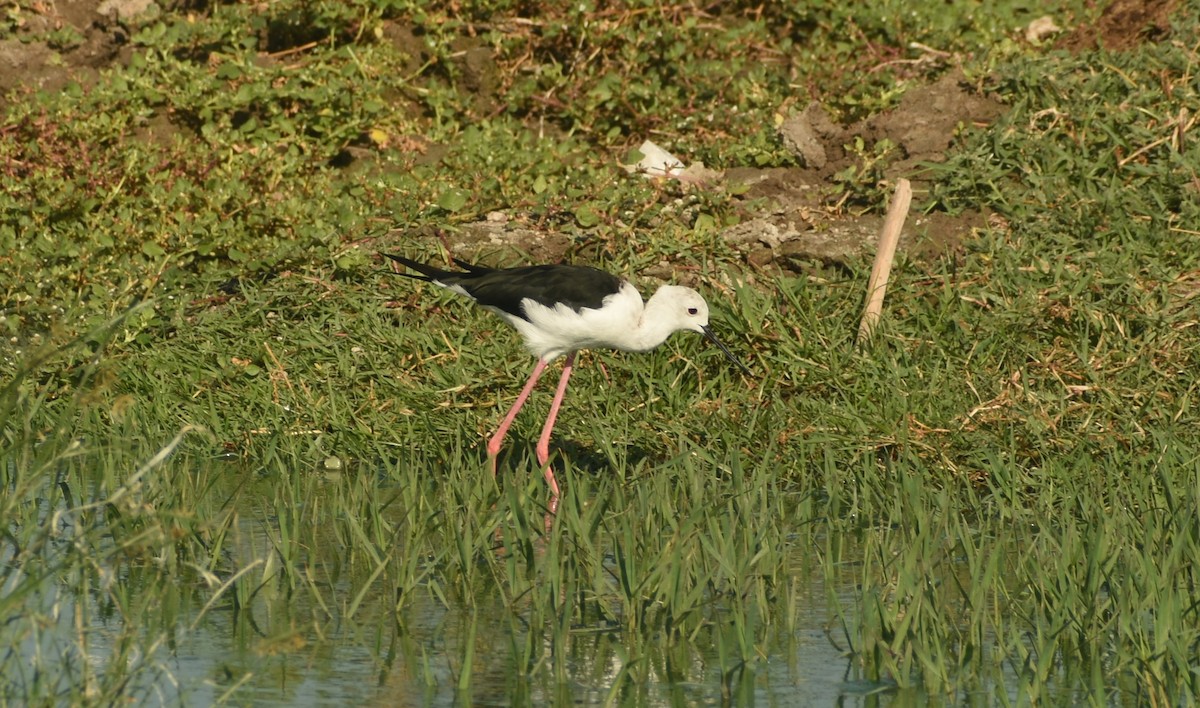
[384, 253, 749, 511]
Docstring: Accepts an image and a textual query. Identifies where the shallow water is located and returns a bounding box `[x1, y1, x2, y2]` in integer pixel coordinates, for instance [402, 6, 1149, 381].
[68, 530, 972, 706]
[78, 556, 903, 707]
[9, 504, 900, 707]
[4, 463, 1103, 706]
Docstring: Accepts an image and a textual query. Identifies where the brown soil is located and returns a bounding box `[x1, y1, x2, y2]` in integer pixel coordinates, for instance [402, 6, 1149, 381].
[1057, 0, 1178, 53]
[0, 0, 143, 99]
[735, 68, 1004, 274]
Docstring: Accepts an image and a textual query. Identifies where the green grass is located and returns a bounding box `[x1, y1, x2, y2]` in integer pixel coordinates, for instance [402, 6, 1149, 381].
[5, 0, 1200, 704]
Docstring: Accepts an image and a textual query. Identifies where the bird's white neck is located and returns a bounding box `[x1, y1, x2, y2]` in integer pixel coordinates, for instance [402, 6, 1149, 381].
[623, 287, 692, 352]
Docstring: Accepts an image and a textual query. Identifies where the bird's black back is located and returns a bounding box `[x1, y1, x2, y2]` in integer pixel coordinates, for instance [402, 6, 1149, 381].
[383, 254, 625, 321]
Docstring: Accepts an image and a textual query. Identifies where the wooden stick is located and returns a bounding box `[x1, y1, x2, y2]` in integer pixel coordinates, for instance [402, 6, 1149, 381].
[857, 178, 912, 345]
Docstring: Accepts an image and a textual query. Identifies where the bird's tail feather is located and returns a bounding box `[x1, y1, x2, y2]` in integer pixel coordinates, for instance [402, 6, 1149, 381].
[451, 258, 491, 274]
[383, 252, 492, 280]
[381, 253, 453, 281]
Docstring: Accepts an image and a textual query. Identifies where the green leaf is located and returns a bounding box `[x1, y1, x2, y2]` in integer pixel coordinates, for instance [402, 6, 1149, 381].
[437, 188, 468, 213]
[215, 62, 243, 80]
[623, 147, 646, 164]
[574, 205, 601, 228]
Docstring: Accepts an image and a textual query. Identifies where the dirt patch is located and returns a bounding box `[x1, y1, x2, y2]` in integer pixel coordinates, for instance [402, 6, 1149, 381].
[383, 218, 575, 271]
[452, 214, 575, 266]
[864, 71, 1005, 173]
[419, 66, 1004, 276]
[1057, 0, 1178, 53]
[715, 69, 1003, 274]
[0, 0, 150, 100]
[0, 39, 60, 94]
[780, 70, 1005, 180]
[720, 183, 990, 274]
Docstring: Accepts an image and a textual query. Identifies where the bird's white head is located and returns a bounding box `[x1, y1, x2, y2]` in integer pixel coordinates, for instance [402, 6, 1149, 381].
[653, 285, 711, 333]
[646, 285, 750, 375]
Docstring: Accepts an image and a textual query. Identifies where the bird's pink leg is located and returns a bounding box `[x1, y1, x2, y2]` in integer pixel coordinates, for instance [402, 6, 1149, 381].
[488, 358, 549, 475]
[536, 352, 575, 505]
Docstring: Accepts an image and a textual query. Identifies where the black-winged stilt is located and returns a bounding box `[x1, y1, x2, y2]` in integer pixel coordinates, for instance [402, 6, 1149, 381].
[384, 253, 749, 509]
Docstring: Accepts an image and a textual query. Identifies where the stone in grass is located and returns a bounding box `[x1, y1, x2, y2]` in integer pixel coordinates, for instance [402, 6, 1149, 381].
[778, 102, 839, 170]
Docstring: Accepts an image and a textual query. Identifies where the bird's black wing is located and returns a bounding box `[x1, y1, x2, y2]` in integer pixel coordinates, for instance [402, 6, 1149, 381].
[459, 265, 624, 320]
[383, 254, 625, 321]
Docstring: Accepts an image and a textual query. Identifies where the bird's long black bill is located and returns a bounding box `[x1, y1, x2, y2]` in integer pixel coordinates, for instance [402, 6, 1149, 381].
[701, 326, 751, 376]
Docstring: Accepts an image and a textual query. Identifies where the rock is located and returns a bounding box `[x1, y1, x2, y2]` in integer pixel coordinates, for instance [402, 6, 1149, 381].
[97, 0, 158, 22]
[778, 102, 838, 169]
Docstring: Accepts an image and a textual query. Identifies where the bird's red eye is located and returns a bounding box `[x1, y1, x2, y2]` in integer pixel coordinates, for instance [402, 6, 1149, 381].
[687, 307, 698, 315]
